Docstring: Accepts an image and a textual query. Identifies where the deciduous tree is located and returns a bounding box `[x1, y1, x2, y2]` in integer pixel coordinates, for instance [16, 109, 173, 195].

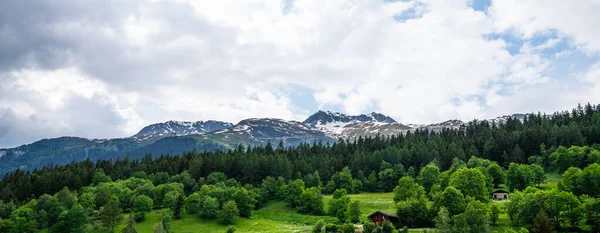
[434, 186, 466, 216]
[220, 200, 239, 225]
[100, 198, 122, 232]
[449, 168, 488, 202]
[393, 177, 424, 203]
[417, 164, 440, 192]
[132, 195, 153, 221]
[452, 200, 489, 233]
[51, 204, 88, 233]
[346, 200, 361, 223]
[486, 163, 506, 188]
[199, 196, 219, 219]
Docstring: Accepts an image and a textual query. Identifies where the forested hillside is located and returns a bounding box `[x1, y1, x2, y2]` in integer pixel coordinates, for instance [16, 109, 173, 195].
[0, 103, 599, 233]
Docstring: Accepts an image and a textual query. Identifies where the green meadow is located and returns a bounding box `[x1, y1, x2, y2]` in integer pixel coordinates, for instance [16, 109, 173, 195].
[81, 191, 533, 233]
[93, 176, 565, 233]
[98, 193, 395, 233]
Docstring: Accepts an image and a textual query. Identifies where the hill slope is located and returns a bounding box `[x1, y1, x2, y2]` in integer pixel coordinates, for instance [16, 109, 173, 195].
[199, 118, 335, 146]
[132, 120, 233, 140]
[1, 111, 515, 176]
[0, 118, 334, 176]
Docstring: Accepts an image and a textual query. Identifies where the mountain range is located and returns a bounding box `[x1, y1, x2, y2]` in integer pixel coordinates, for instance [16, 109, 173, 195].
[0, 111, 525, 176]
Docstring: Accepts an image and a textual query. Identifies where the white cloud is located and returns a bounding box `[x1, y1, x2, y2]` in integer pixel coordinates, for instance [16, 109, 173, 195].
[481, 61, 600, 117]
[0, 67, 142, 147]
[489, 0, 600, 54]
[0, 0, 599, 147]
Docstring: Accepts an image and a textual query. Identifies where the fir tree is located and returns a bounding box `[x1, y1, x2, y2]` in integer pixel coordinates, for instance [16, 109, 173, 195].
[173, 194, 184, 220]
[100, 198, 122, 232]
[121, 213, 138, 233]
[532, 210, 552, 233]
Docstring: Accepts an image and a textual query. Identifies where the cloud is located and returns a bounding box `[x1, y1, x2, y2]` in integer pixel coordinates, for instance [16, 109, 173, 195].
[489, 0, 600, 54]
[482, 61, 600, 117]
[0, 0, 599, 147]
[0, 68, 139, 147]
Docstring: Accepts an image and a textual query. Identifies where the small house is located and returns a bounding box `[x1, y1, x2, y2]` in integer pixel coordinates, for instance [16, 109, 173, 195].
[492, 190, 509, 200]
[367, 211, 400, 229]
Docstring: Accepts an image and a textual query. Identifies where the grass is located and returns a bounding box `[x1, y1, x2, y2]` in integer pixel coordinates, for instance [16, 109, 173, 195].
[71, 178, 585, 233]
[88, 192, 516, 233]
[539, 172, 561, 190]
[106, 201, 335, 233]
[323, 192, 396, 220]
[254, 200, 337, 225]
[121, 209, 318, 233]
[98, 193, 397, 233]
[103, 192, 523, 233]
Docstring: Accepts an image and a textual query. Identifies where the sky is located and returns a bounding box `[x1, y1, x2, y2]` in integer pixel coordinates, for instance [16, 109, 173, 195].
[1, 0, 600, 148]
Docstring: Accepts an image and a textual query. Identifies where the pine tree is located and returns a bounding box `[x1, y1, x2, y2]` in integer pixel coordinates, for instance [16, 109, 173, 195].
[490, 204, 500, 226]
[265, 141, 274, 155]
[226, 225, 236, 233]
[160, 210, 173, 233]
[312, 220, 326, 233]
[511, 145, 525, 164]
[434, 207, 452, 233]
[121, 213, 138, 233]
[100, 198, 123, 232]
[381, 220, 394, 233]
[173, 194, 184, 220]
[532, 210, 551, 233]
[153, 221, 165, 233]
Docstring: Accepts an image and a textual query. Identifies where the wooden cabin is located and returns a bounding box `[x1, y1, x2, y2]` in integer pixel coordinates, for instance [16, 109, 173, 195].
[492, 190, 509, 201]
[367, 211, 400, 229]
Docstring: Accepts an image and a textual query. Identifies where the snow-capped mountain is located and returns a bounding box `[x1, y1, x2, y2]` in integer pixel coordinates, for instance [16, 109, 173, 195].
[486, 114, 528, 125]
[200, 118, 334, 146]
[132, 120, 233, 139]
[339, 119, 465, 139]
[303, 111, 396, 137]
[339, 121, 412, 138]
[0, 110, 538, 177]
[414, 119, 466, 132]
[301, 110, 467, 138]
[408, 114, 529, 132]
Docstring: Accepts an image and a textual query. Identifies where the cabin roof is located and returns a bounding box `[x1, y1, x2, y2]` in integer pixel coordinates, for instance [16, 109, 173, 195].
[367, 211, 399, 219]
[492, 190, 509, 194]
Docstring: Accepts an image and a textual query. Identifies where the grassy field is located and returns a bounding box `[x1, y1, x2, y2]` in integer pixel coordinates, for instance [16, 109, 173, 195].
[97, 192, 397, 233]
[323, 192, 396, 220]
[539, 172, 561, 190]
[86, 174, 565, 233]
[113, 205, 324, 233]
[93, 192, 520, 233]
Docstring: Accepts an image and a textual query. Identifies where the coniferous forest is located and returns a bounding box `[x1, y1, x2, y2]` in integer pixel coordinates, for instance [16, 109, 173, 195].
[1, 103, 600, 233]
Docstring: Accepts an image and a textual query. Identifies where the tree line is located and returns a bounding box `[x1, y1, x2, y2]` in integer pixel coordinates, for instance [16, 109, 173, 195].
[2, 103, 600, 204]
[0, 103, 600, 232]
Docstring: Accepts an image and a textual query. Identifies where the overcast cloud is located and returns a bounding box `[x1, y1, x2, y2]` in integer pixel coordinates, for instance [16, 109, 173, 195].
[1, 0, 600, 148]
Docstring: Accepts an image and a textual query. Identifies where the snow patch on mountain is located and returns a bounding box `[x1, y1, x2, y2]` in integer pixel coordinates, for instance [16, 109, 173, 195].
[202, 118, 332, 145]
[232, 118, 319, 138]
[339, 121, 412, 138]
[303, 111, 396, 137]
[486, 114, 527, 125]
[419, 119, 465, 131]
[133, 120, 233, 139]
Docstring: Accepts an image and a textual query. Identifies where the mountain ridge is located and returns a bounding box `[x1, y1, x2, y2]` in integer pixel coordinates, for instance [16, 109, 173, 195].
[132, 120, 233, 140]
[0, 111, 533, 177]
[302, 111, 397, 138]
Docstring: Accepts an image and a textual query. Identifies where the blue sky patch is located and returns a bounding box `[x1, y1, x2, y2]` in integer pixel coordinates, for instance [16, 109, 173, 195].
[471, 0, 491, 12]
[393, 2, 426, 22]
[282, 0, 294, 14]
